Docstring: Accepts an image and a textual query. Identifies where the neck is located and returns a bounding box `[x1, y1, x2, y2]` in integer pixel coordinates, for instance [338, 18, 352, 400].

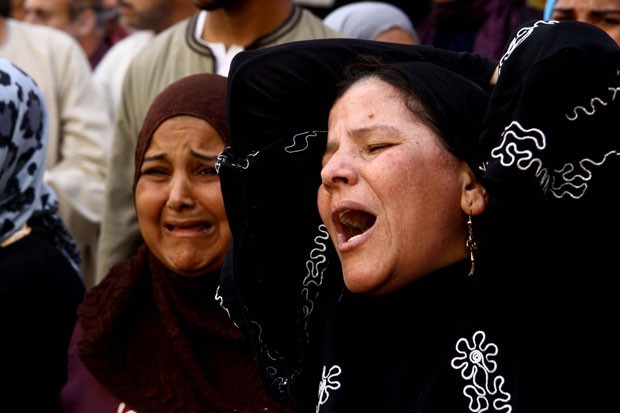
[80, 34, 103, 61]
[154, 3, 198, 34]
[201, 0, 293, 48]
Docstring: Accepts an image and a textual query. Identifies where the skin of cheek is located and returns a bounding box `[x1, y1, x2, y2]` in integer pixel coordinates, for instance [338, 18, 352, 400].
[318, 143, 468, 295]
[134, 115, 230, 277]
[370, 147, 467, 294]
[135, 176, 230, 277]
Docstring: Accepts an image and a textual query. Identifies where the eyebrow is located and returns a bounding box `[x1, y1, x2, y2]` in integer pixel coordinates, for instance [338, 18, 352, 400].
[190, 149, 219, 161]
[142, 150, 219, 163]
[142, 153, 166, 163]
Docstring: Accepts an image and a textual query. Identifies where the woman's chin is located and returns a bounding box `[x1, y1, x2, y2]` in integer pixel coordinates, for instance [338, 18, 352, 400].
[343, 271, 387, 295]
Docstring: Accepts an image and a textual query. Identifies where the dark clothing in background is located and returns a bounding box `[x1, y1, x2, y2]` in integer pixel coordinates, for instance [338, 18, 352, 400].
[0, 232, 85, 412]
[416, 0, 542, 60]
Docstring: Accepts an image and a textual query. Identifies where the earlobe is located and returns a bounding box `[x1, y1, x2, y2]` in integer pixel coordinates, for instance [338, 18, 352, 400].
[461, 169, 488, 216]
[467, 183, 488, 216]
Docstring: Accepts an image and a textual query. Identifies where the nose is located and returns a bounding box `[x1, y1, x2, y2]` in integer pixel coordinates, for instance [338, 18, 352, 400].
[320, 150, 358, 189]
[166, 174, 195, 211]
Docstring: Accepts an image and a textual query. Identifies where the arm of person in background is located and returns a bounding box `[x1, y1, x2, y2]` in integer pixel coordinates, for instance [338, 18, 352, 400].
[45, 35, 111, 222]
[43, 29, 113, 287]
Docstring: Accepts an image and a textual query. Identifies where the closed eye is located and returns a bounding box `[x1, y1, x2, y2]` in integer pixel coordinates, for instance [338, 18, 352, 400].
[368, 143, 393, 153]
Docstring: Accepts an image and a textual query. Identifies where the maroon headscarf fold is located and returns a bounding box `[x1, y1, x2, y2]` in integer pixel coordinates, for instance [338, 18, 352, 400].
[77, 74, 291, 413]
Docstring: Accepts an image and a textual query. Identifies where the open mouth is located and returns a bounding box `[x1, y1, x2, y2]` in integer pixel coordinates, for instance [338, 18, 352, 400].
[337, 209, 376, 242]
[165, 222, 212, 232]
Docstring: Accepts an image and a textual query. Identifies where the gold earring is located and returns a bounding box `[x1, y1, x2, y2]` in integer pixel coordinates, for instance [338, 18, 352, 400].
[466, 214, 477, 276]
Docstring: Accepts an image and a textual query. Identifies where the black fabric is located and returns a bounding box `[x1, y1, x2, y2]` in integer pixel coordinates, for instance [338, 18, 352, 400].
[0, 233, 85, 412]
[226, 38, 496, 159]
[481, 19, 620, 207]
[477, 20, 620, 411]
[391, 61, 489, 174]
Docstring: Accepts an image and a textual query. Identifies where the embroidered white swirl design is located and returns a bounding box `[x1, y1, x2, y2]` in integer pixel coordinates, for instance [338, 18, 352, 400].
[216, 149, 259, 172]
[497, 20, 556, 77]
[316, 365, 342, 413]
[301, 225, 330, 339]
[491, 121, 620, 199]
[215, 132, 330, 401]
[451, 331, 512, 412]
[566, 97, 607, 120]
[285, 130, 326, 153]
[214, 285, 232, 320]
[565, 85, 619, 121]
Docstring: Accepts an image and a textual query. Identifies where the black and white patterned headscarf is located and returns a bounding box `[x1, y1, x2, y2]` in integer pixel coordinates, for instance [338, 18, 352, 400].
[0, 57, 81, 273]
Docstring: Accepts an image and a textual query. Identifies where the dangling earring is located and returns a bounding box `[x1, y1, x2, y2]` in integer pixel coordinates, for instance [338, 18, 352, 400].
[466, 213, 477, 276]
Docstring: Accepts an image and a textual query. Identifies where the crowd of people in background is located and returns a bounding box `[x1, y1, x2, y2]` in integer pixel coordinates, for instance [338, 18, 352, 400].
[0, 0, 618, 411]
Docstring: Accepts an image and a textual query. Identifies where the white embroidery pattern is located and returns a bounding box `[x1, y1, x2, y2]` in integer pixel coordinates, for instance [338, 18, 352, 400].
[491, 120, 620, 199]
[216, 133, 331, 400]
[301, 225, 330, 338]
[497, 20, 556, 77]
[214, 285, 238, 330]
[565, 85, 619, 121]
[285, 130, 327, 153]
[216, 148, 259, 172]
[316, 365, 342, 413]
[451, 331, 512, 413]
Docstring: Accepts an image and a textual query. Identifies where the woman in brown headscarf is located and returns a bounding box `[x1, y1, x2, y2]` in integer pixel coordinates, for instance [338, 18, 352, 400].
[60, 73, 292, 413]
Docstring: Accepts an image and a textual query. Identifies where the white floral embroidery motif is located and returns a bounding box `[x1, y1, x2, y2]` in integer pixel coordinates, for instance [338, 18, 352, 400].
[451, 331, 512, 412]
[316, 365, 342, 413]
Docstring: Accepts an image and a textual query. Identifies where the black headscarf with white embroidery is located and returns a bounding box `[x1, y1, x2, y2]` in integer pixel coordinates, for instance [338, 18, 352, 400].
[219, 26, 620, 411]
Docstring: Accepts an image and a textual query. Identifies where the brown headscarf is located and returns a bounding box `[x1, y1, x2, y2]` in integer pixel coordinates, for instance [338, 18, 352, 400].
[76, 74, 291, 413]
[133, 73, 230, 191]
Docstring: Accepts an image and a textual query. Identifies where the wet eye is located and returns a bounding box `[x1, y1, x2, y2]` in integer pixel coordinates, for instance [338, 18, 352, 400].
[200, 166, 217, 175]
[141, 167, 168, 176]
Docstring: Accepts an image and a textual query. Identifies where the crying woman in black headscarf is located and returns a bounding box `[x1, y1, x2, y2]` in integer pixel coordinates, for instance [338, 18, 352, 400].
[218, 19, 620, 413]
